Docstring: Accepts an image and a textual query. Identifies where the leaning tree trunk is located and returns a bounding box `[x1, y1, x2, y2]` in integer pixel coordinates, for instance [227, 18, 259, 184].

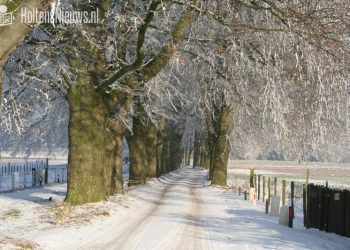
[206, 104, 233, 186]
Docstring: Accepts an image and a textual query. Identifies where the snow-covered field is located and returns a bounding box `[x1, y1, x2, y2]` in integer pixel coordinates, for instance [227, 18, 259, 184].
[229, 160, 350, 188]
[1, 167, 350, 249]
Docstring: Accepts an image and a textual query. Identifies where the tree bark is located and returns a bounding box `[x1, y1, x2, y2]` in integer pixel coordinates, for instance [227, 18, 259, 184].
[127, 119, 159, 181]
[127, 115, 162, 180]
[156, 118, 165, 177]
[126, 115, 147, 185]
[146, 122, 158, 178]
[127, 95, 154, 184]
[105, 125, 124, 195]
[170, 133, 183, 171]
[193, 130, 201, 168]
[206, 104, 233, 186]
[200, 142, 210, 169]
[160, 121, 185, 173]
[66, 78, 109, 204]
[186, 139, 193, 166]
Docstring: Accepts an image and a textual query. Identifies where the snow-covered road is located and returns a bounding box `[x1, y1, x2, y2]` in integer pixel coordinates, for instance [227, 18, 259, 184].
[84, 168, 213, 250]
[79, 168, 350, 249]
[1, 167, 350, 249]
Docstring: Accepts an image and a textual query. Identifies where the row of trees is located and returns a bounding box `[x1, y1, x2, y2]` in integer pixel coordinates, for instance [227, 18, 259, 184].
[1, 0, 350, 204]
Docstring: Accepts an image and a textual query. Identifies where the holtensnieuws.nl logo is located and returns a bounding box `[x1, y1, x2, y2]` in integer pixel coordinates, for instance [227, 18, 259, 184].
[0, 0, 99, 27]
[0, 3, 12, 27]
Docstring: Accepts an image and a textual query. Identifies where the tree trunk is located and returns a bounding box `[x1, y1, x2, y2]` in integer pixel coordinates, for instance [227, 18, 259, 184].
[105, 90, 133, 191]
[206, 113, 216, 181]
[206, 104, 233, 186]
[64, 44, 128, 204]
[183, 144, 188, 166]
[161, 140, 171, 174]
[127, 116, 147, 185]
[160, 121, 185, 173]
[105, 126, 124, 195]
[170, 133, 183, 171]
[200, 136, 210, 169]
[127, 95, 160, 182]
[156, 119, 165, 177]
[66, 80, 109, 204]
[146, 122, 158, 178]
[193, 130, 201, 168]
[186, 139, 193, 166]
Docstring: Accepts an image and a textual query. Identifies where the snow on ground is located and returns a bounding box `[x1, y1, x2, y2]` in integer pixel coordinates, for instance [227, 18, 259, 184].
[1, 167, 350, 250]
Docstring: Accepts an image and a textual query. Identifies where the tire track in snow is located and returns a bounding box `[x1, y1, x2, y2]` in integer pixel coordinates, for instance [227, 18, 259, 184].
[175, 170, 214, 250]
[83, 168, 214, 250]
[102, 172, 184, 249]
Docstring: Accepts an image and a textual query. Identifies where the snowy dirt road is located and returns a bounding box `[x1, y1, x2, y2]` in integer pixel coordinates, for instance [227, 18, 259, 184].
[74, 168, 350, 250]
[1, 167, 350, 249]
[84, 168, 212, 250]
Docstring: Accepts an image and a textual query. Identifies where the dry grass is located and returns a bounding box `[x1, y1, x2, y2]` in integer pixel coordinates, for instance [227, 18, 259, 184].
[55, 203, 72, 225]
[0, 237, 39, 250]
[0, 208, 21, 220]
[40, 202, 111, 226]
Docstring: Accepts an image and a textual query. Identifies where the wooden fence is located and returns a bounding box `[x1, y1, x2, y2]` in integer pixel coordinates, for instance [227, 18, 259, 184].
[0, 160, 67, 192]
[306, 184, 350, 238]
[233, 169, 350, 239]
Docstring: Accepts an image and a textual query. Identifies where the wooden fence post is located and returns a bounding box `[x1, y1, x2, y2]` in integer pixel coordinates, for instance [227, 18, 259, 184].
[268, 177, 271, 202]
[250, 168, 255, 188]
[291, 182, 294, 209]
[274, 177, 277, 196]
[282, 180, 286, 205]
[263, 176, 266, 202]
[258, 175, 261, 200]
[303, 184, 309, 228]
[254, 174, 257, 190]
[45, 158, 49, 184]
[289, 181, 295, 228]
